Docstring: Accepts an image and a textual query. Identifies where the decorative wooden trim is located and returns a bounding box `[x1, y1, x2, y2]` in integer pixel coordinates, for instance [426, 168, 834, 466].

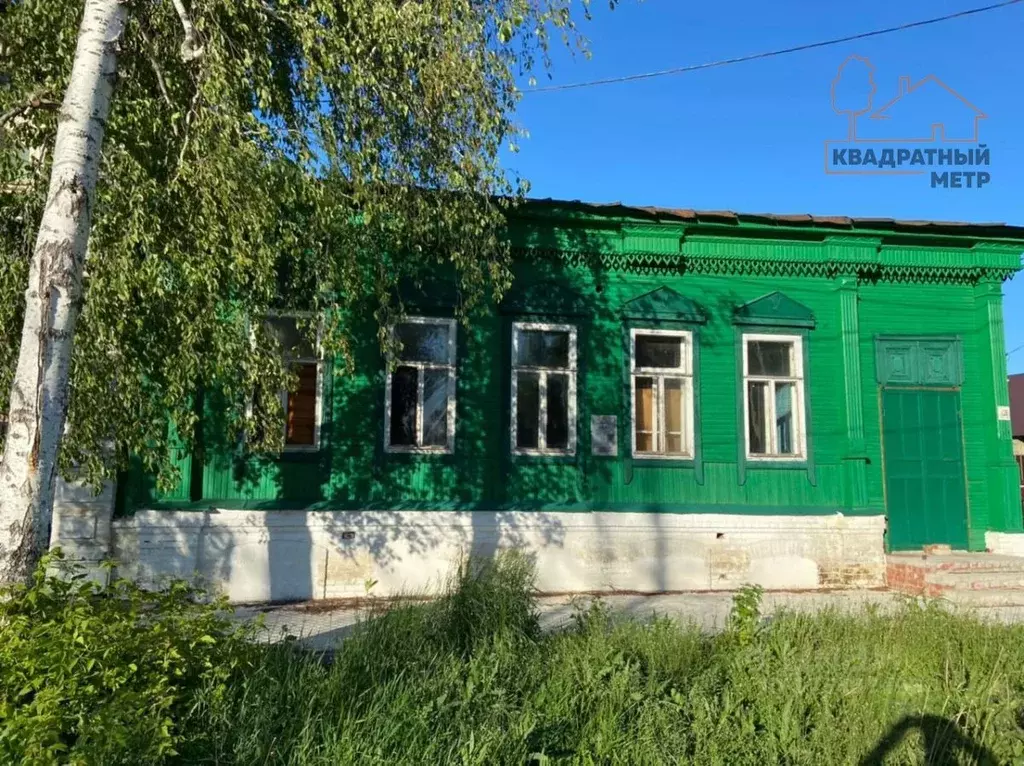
[733, 291, 815, 329]
[621, 286, 707, 323]
[509, 226, 1020, 284]
[835, 274, 864, 450]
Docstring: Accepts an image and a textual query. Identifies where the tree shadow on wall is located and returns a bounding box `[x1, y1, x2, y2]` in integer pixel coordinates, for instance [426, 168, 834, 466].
[126, 220, 856, 605]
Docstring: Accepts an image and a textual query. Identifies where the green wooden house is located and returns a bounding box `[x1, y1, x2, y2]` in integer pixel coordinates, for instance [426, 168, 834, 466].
[98, 199, 1024, 601]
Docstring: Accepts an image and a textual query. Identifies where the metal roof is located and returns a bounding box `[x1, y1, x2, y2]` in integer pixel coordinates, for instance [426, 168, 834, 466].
[525, 198, 1024, 240]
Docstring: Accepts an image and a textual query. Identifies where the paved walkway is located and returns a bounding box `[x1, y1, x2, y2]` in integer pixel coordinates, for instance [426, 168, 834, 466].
[235, 589, 932, 652]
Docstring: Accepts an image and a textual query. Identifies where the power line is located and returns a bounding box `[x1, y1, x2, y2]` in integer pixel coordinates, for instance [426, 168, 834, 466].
[528, 0, 1024, 94]
[1008, 343, 1024, 358]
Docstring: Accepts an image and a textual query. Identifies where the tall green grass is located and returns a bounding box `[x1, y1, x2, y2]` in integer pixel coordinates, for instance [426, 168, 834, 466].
[181, 557, 1024, 765]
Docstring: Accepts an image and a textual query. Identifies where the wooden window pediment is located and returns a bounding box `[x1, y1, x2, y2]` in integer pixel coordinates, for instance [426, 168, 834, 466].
[621, 286, 707, 324]
[733, 291, 815, 329]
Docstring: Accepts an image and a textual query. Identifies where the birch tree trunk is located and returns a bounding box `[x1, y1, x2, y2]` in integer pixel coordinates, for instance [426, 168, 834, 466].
[0, 0, 127, 583]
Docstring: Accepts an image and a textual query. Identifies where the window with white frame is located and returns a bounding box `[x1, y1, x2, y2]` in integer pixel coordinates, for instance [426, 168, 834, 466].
[264, 315, 323, 451]
[511, 322, 576, 454]
[743, 334, 806, 460]
[385, 317, 457, 452]
[630, 329, 694, 458]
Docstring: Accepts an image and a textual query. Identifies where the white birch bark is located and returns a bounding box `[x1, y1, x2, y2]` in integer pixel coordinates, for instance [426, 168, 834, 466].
[0, 0, 127, 583]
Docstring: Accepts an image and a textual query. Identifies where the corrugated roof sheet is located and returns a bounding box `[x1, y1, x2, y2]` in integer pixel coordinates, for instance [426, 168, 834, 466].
[525, 198, 1024, 240]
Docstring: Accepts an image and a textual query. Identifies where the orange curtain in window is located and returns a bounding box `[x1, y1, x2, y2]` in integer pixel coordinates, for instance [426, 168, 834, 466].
[286, 363, 318, 445]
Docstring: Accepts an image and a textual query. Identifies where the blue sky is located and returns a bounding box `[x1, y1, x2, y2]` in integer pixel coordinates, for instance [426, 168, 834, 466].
[503, 0, 1024, 371]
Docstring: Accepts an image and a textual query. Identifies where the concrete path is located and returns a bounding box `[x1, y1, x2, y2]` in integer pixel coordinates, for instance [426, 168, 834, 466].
[235, 590, 1024, 653]
[236, 589, 928, 652]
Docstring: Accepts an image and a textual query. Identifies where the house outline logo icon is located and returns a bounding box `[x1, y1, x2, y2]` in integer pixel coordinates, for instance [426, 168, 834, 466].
[824, 55, 991, 186]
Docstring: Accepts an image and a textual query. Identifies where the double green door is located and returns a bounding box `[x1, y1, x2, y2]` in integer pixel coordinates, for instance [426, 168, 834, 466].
[882, 387, 968, 551]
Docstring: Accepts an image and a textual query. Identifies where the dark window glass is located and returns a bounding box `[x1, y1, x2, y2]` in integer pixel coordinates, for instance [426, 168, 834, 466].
[396, 322, 449, 364]
[635, 335, 682, 369]
[546, 373, 570, 449]
[747, 340, 792, 377]
[516, 372, 540, 449]
[747, 381, 768, 454]
[516, 329, 569, 368]
[265, 316, 315, 359]
[422, 369, 449, 447]
[390, 366, 418, 446]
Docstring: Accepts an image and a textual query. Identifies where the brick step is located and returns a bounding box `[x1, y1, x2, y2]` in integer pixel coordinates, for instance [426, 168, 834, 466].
[939, 589, 1024, 609]
[928, 570, 1024, 591]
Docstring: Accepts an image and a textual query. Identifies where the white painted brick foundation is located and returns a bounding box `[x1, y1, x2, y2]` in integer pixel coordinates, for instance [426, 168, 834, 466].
[106, 509, 886, 602]
[50, 477, 116, 582]
[985, 531, 1024, 557]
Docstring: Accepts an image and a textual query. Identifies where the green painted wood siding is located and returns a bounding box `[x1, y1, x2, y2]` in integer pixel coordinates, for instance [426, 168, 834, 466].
[116, 211, 1024, 547]
[118, 258, 1017, 541]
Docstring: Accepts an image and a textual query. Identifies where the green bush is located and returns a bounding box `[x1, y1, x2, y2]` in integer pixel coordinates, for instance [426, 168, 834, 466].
[0, 550, 259, 765]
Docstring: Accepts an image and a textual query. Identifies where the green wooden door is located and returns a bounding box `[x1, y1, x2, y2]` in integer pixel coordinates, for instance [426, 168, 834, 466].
[882, 388, 968, 550]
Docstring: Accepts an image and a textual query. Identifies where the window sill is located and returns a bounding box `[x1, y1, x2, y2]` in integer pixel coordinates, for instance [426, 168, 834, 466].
[632, 455, 696, 468]
[263, 448, 322, 463]
[510, 451, 576, 464]
[744, 458, 809, 470]
[384, 449, 455, 464]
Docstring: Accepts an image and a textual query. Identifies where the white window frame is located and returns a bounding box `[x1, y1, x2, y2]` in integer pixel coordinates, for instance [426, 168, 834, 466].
[270, 312, 324, 453]
[511, 321, 577, 456]
[742, 333, 806, 462]
[384, 316, 457, 454]
[629, 328, 694, 459]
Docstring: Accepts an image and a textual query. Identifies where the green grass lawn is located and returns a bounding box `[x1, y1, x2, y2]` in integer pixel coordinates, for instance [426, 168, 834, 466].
[5, 554, 1024, 764]
[187, 558, 1024, 765]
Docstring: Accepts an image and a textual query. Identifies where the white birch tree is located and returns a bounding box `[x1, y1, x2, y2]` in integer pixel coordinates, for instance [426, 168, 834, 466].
[0, 0, 607, 582]
[0, 0, 127, 582]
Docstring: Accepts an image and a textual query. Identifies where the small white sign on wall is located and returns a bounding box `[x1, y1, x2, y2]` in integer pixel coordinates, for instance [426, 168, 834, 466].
[591, 416, 618, 456]
[997, 405, 1012, 422]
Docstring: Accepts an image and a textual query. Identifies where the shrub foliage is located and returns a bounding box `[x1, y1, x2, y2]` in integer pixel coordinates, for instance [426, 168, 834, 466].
[0, 551, 257, 765]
